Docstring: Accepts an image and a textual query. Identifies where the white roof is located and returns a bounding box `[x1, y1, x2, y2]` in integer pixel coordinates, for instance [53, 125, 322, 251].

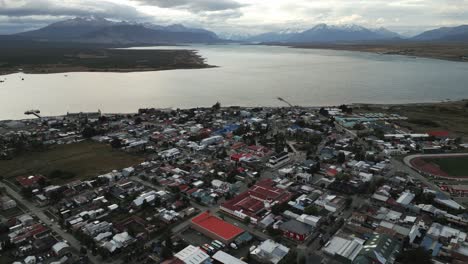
[174, 245, 210, 264]
[396, 191, 415, 205]
[212, 250, 248, 264]
[323, 236, 364, 261]
[52, 242, 69, 254]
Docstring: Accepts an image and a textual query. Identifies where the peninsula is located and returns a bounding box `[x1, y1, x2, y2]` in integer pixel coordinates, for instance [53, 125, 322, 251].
[0, 40, 212, 76]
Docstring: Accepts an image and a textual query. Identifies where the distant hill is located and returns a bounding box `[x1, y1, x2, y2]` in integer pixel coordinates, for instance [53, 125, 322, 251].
[80, 24, 219, 44]
[15, 17, 221, 44]
[247, 24, 402, 43]
[412, 25, 468, 42]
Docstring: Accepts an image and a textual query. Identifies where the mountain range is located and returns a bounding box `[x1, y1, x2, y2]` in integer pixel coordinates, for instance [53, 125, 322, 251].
[246, 24, 403, 43]
[15, 17, 221, 44]
[8, 17, 468, 44]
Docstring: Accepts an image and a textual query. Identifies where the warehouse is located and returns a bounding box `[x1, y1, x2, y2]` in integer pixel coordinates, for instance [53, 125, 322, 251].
[190, 211, 244, 244]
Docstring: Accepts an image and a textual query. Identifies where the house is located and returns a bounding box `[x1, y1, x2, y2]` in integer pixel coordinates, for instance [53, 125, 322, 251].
[52, 241, 70, 256]
[16, 175, 46, 189]
[314, 194, 346, 213]
[0, 196, 17, 210]
[251, 239, 290, 264]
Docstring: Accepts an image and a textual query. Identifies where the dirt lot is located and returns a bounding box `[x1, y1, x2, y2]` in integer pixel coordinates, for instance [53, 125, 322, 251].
[0, 141, 144, 184]
[355, 100, 468, 140]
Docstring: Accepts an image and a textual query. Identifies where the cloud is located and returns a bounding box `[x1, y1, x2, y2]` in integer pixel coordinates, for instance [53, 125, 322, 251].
[1, 0, 468, 36]
[0, 0, 147, 21]
[134, 0, 245, 13]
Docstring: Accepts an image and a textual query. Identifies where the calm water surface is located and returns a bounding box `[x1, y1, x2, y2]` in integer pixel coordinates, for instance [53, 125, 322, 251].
[1, 44, 468, 120]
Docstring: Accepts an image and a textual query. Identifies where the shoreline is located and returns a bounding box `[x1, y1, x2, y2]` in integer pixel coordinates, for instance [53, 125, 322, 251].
[0, 65, 217, 76]
[1, 99, 466, 122]
[289, 43, 468, 62]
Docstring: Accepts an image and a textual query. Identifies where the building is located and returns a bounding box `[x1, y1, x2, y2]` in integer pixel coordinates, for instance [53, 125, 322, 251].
[174, 245, 210, 264]
[220, 179, 292, 223]
[280, 219, 313, 242]
[52, 241, 70, 256]
[16, 175, 46, 189]
[396, 191, 415, 206]
[190, 211, 244, 244]
[353, 234, 401, 264]
[0, 196, 17, 210]
[200, 135, 223, 146]
[212, 250, 248, 264]
[267, 152, 290, 168]
[251, 239, 290, 264]
[323, 236, 365, 263]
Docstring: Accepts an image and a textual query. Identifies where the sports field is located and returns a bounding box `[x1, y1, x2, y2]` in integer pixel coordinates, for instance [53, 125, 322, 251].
[0, 141, 144, 184]
[410, 155, 468, 178]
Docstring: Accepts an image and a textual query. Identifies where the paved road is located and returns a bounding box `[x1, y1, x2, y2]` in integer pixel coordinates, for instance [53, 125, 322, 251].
[391, 159, 443, 193]
[0, 182, 112, 264]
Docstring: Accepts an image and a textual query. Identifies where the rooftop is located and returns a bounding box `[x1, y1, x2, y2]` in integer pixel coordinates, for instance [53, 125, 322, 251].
[190, 211, 244, 241]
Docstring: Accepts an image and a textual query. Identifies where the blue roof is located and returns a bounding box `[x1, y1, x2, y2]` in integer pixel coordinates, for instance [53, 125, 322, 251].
[213, 124, 240, 135]
[421, 236, 442, 257]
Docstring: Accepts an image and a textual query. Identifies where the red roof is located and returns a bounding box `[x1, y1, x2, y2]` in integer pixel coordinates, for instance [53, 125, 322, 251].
[221, 179, 292, 220]
[428, 131, 449, 137]
[191, 212, 244, 241]
[16, 175, 45, 188]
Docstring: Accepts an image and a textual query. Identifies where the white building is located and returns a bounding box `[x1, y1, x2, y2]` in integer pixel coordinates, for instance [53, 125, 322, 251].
[174, 245, 211, 264]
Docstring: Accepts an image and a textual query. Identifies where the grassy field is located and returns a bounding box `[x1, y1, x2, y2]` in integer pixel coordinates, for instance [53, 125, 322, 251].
[424, 156, 468, 177]
[355, 100, 468, 140]
[0, 141, 144, 184]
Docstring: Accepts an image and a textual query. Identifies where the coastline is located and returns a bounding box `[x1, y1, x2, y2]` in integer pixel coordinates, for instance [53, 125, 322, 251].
[0, 47, 213, 76]
[1, 99, 466, 122]
[290, 43, 468, 62]
[0, 65, 216, 76]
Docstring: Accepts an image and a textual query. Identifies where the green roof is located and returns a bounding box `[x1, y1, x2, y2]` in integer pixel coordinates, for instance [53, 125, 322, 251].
[353, 234, 401, 264]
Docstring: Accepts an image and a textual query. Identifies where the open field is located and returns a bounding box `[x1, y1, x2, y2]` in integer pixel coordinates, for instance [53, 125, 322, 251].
[0, 141, 144, 184]
[292, 42, 468, 62]
[407, 154, 468, 179]
[354, 100, 468, 140]
[422, 156, 468, 178]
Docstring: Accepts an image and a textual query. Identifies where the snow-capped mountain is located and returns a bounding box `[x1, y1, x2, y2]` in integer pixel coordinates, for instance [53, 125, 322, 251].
[247, 24, 401, 43]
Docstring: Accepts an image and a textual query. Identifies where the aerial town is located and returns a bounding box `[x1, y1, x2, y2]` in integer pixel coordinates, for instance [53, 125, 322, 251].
[1, 103, 468, 264]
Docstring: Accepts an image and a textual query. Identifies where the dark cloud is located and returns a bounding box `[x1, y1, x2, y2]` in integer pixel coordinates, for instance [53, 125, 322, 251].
[0, 0, 147, 21]
[134, 0, 245, 12]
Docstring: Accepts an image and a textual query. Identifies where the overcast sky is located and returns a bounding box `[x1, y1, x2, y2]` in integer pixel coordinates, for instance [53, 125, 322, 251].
[1, 0, 468, 36]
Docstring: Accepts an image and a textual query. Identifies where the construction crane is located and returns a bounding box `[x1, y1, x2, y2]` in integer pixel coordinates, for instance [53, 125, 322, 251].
[277, 97, 294, 107]
[25, 110, 42, 119]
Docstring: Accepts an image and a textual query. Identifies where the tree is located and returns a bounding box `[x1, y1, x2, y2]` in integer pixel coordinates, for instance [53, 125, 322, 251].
[244, 216, 251, 225]
[304, 205, 319, 215]
[81, 126, 97, 138]
[212, 102, 221, 111]
[271, 203, 288, 215]
[110, 138, 122, 149]
[319, 108, 329, 116]
[337, 152, 346, 163]
[134, 117, 143, 125]
[396, 248, 432, 264]
[161, 232, 174, 259]
[345, 197, 353, 209]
